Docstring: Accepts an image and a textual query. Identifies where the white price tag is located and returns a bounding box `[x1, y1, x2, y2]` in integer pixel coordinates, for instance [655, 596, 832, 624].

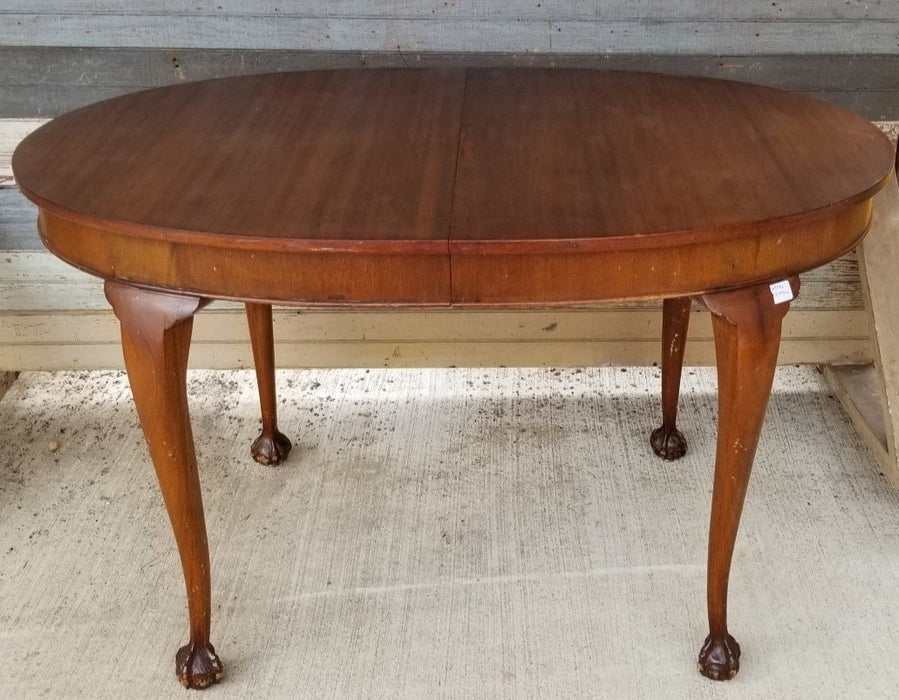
[769, 280, 794, 304]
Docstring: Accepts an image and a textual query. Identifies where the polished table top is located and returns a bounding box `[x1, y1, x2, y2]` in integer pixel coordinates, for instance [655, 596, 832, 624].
[11, 69, 897, 690]
[13, 68, 894, 305]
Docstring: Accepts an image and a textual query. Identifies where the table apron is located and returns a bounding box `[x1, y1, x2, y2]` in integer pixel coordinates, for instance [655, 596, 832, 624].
[37, 200, 872, 306]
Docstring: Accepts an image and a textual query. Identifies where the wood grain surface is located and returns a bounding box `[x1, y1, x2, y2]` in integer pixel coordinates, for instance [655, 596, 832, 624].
[453, 70, 889, 243]
[14, 70, 465, 246]
[13, 68, 894, 305]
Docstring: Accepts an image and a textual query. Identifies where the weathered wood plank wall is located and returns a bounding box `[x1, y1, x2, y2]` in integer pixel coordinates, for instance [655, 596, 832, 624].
[2, 1, 898, 118]
[0, 1, 896, 370]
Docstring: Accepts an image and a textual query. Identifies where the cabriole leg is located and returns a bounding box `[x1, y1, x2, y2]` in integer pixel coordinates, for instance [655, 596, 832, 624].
[105, 281, 223, 689]
[245, 302, 292, 465]
[697, 277, 798, 680]
[651, 296, 692, 459]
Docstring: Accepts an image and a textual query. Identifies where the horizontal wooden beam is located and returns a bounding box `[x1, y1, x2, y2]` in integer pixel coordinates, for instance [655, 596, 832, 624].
[0, 304, 875, 371]
[4, 2, 897, 22]
[1, 12, 897, 54]
[0, 249, 875, 370]
[1, 49, 897, 119]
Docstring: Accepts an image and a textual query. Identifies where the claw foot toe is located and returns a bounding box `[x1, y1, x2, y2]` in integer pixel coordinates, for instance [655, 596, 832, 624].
[251, 430, 292, 466]
[698, 633, 741, 680]
[176, 641, 223, 689]
[650, 425, 687, 460]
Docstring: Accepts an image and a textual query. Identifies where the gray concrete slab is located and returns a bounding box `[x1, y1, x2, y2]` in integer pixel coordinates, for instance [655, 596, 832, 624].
[0, 366, 897, 698]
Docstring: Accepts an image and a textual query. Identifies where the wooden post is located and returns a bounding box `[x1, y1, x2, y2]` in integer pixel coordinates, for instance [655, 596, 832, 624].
[825, 167, 899, 485]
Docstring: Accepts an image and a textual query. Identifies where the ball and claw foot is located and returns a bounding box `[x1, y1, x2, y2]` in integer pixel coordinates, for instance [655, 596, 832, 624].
[650, 424, 687, 460]
[176, 641, 224, 689]
[251, 430, 292, 466]
[698, 632, 741, 681]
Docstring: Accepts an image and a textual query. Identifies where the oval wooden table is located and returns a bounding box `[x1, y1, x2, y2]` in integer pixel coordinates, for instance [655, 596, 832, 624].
[12, 68, 895, 689]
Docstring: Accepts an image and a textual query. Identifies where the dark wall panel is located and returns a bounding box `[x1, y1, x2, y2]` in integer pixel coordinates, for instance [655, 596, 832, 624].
[1, 48, 897, 119]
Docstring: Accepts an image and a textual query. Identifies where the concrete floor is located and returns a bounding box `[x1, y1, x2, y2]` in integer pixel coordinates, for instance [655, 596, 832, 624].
[1, 366, 898, 699]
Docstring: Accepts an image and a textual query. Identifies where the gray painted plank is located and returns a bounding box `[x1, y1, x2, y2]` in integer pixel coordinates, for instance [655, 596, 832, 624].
[1, 49, 897, 119]
[4, 49, 898, 90]
[802, 92, 898, 122]
[1, 15, 896, 53]
[10, 85, 893, 121]
[549, 19, 899, 55]
[4, 1, 897, 21]
[0, 189, 40, 250]
[0, 336, 875, 370]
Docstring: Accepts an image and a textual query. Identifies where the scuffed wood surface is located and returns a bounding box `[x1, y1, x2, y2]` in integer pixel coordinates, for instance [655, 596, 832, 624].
[825, 364, 889, 466]
[853, 170, 899, 484]
[824, 122, 898, 486]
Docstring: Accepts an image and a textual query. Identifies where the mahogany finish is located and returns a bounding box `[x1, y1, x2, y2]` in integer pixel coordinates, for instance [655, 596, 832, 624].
[698, 277, 799, 679]
[12, 68, 895, 689]
[650, 297, 692, 460]
[245, 302, 292, 465]
[104, 281, 222, 688]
